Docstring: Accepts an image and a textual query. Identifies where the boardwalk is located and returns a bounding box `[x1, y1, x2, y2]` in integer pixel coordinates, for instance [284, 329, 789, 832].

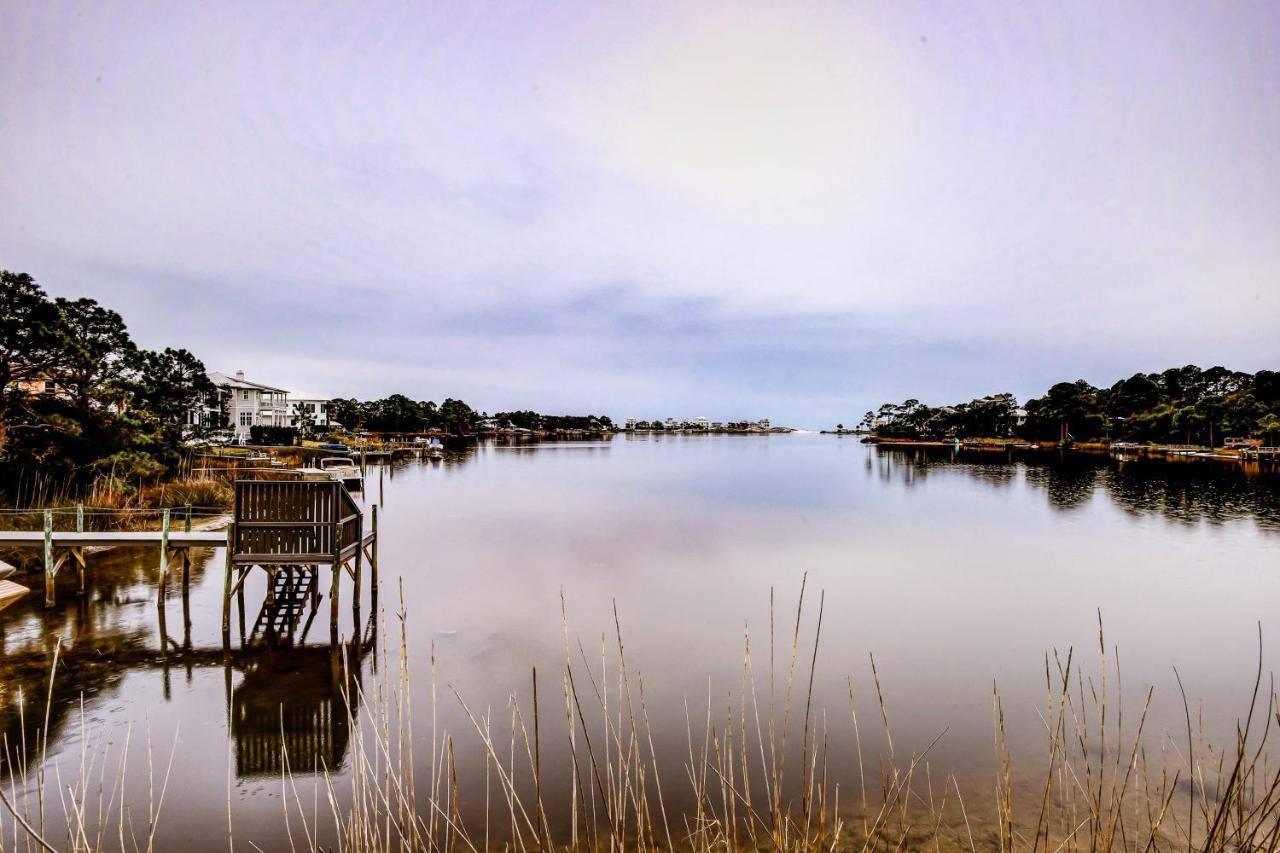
[0, 520, 227, 606]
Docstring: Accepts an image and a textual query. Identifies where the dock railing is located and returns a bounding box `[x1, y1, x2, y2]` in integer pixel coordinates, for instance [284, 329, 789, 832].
[225, 479, 375, 640]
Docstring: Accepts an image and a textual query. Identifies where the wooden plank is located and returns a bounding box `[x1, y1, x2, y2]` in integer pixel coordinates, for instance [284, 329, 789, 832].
[0, 531, 226, 548]
[0, 580, 30, 612]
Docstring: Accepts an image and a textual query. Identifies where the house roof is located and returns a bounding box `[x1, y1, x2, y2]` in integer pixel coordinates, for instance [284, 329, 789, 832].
[208, 371, 288, 394]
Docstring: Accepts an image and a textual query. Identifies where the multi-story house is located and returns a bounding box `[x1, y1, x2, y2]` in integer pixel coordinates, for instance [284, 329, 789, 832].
[287, 394, 331, 430]
[198, 371, 291, 442]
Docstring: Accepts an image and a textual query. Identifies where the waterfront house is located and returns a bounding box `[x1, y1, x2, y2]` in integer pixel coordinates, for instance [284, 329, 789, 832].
[287, 393, 331, 430]
[193, 370, 291, 442]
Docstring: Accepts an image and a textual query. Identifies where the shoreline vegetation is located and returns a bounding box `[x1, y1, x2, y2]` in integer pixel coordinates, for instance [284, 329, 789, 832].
[857, 366, 1280, 462]
[2, 586, 1278, 851]
[0, 271, 629, 515]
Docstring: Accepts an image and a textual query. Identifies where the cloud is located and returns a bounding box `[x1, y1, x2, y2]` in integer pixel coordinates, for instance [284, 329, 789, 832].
[1, 1, 1277, 424]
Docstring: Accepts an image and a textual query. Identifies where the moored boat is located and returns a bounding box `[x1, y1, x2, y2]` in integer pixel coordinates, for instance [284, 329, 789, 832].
[319, 456, 364, 491]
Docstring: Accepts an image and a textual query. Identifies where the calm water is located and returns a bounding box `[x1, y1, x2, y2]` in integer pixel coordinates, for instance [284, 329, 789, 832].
[1, 434, 1278, 848]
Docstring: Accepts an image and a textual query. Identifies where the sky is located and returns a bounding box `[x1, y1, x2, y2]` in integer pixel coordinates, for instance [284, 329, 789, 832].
[2, 1, 1278, 427]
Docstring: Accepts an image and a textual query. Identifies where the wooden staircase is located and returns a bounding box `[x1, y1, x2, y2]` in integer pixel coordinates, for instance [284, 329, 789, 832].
[249, 567, 317, 642]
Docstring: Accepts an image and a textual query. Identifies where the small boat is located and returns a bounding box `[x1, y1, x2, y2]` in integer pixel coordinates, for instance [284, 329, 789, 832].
[317, 443, 353, 454]
[425, 438, 444, 458]
[319, 456, 364, 491]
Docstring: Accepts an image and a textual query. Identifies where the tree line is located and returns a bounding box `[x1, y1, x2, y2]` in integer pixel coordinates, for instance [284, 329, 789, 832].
[325, 395, 482, 435]
[1, 270, 217, 497]
[323, 398, 614, 435]
[862, 365, 1280, 445]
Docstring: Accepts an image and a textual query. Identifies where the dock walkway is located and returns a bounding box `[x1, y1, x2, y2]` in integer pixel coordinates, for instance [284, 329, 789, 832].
[1, 480, 377, 643]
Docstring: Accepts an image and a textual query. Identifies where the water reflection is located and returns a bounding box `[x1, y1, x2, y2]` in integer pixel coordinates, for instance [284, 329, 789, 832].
[230, 638, 370, 778]
[2, 435, 1279, 848]
[0, 542, 375, 785]
[872, 444, 1280, 529]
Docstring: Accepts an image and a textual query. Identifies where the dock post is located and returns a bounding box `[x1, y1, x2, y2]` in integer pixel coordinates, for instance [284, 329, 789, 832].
[371, 504, 379, 587]
[221, 525, 234, 643]
[181, 504, 192, 595]
[330, 522, 343, 638]
[43, 509, 54, 607]
[352, 516, 363, 624]
[73, 503, 87, 596]
[158, 508, 170, 599]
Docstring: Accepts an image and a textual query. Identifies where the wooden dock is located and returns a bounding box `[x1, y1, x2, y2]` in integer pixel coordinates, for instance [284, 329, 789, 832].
[0, 513, 227, 606]
[224, 479, 377, 642]
[0, 479, 378, 643]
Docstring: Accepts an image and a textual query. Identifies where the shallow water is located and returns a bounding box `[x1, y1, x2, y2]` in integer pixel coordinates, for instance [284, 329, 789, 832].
[1, 434, 1277, 848]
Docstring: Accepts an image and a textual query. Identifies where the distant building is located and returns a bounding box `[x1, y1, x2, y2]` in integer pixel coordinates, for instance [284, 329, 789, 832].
[625, 418, 638, 430]
[9, 373, 69, 400]
[288, 394, 331, 430]
[195, 370, 291, 442]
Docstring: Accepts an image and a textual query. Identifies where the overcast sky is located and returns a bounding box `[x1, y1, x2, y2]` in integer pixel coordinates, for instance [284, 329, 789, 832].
[2, 2, 1277, 425]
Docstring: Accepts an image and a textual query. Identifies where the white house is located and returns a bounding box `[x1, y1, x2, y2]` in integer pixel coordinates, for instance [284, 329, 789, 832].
[201, 370, 291, 442]
[287, 394, 331, 430]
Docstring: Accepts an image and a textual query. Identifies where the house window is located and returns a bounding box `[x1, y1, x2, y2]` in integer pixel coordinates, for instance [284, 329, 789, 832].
[239, 412, 254, 427]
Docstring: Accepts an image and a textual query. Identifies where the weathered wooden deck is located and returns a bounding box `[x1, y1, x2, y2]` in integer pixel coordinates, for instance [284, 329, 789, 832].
[0, 510, 228, 606]
[223, 480, 377, 641]
[0, 479, 378, 644]
[0, 530, 226, 547]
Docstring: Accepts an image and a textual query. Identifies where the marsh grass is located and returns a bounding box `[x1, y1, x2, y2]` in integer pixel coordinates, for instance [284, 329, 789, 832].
[2, 579, 1278, 851]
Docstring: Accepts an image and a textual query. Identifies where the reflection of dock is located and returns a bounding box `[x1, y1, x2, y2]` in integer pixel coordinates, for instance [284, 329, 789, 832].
[232, 644, 364, 777]
[0, 605, 377, 781]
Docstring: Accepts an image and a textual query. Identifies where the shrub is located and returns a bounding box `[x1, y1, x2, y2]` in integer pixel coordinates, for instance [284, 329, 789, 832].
[248, 425, 298, 446]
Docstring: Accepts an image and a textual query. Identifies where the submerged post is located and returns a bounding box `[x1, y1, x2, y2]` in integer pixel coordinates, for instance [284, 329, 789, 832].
[43, 509, 54, 607]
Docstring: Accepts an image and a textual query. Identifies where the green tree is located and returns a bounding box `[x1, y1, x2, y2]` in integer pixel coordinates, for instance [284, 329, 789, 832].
[327, 398, 361, 430]
[121, 347, 217, 469]
[0, 271, 64, 454]
[1258, 413, 1280, 445]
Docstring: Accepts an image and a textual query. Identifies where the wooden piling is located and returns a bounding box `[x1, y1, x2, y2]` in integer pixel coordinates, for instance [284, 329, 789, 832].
[330, 517, 343, 636]
[222, 525, 235, 640]
[43, 509, 54, 607]
[371, 504, 379, 586]
[158, 508, 171, 598]
[352, 515, 363, 624]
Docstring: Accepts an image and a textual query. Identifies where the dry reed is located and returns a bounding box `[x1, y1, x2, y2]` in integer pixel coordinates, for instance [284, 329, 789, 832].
[2, 582, 1278, 852]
